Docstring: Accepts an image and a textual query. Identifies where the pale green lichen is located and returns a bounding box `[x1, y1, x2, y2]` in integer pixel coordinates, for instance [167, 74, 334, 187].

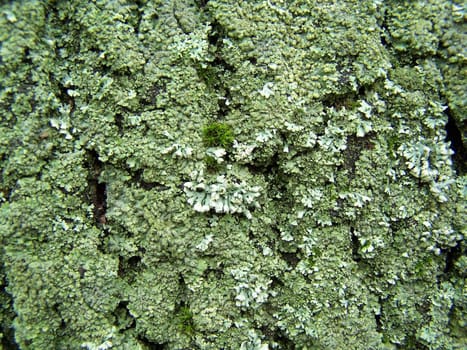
[184, 168, 263, 218]
[0, 0, 465, 349]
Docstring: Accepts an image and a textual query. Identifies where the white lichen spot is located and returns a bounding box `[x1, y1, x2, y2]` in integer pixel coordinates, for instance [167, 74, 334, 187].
[284, 121, 304, 132]
[231, 267, 272, 309]
[399, 137, 455, 202]
[196, 234, 214, 251]
[184, 171, 261, 219]
[258, 82, 274, 98]
[256, 129, 276, 143]
[357, 100, 372, 118]
[161, 143, 193, 159]
[206, 147, 227, 163]
[50, 118, 74, 140]
[232, 141, 256, 162]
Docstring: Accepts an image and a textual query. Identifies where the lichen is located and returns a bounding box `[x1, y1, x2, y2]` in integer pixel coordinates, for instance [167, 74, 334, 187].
[0, 0, 465, 349]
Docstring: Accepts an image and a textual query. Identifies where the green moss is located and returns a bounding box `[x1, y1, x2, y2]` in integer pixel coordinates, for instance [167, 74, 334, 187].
[202, 122, 234, 148]
[176, 306, 195, 336]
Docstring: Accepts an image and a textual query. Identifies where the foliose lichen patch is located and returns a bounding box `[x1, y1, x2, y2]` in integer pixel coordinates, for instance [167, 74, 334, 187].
[0, 1, 465, 349]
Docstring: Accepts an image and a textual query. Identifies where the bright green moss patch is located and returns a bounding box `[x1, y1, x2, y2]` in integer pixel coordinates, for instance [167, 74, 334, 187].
[201, 122, 234, 148]
[176, 306, 195, 336]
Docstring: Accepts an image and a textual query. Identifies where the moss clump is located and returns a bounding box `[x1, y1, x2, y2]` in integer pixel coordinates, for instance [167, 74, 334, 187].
[176, 306, 195, 336]
[202, 122, 234, 148]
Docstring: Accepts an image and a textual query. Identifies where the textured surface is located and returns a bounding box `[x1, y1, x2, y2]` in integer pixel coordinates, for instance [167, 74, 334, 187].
[0, 0, 465, 349]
